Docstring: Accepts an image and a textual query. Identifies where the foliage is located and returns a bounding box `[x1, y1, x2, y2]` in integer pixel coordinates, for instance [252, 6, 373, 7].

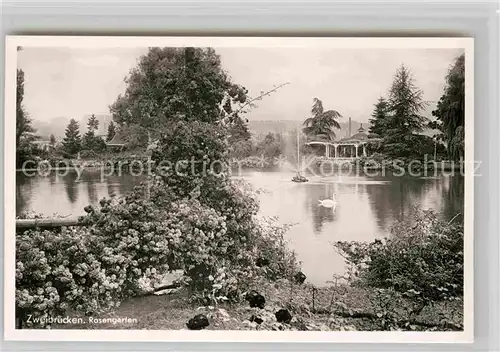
[82, 136, 107, 154]
[109, 47, 250, 146]
[149, 120, 230, 199]
[107, 121, 117, 142]
[16, 46, 299, 329]
[432, 54, 465, 160]
[368, 97, 389, 136]
[49, 134, 56, 148]
[382, 67, 428, 157]
[79, 150, 99, 160]
[148, 119, 298, 299]
[86, 114, 99, 134]
[16, 68, 39, 167]
[255, 133, 282, 161]
[16, 181, 298, 327]
[116, 124, 148, 151]
[58, 276, 462, 331]
[16, 225, 123, 328]
[302, 98, 342, 141]
[81, 115, 107, 153]
[61, 119, 82, 157]
[383, 134, 442, 162]
[374, 65, 429, 159]
[230, 140, 254, 160]
[335, 210, 463, 312]
[386, 65, 428, 134]
[228, 116, 251, 146]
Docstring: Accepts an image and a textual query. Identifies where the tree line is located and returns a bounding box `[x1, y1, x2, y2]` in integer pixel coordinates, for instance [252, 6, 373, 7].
[55, 115, 117, 158]
[294, 55, 465, 163]
[16, 49, 465, 168]
[368, 55, 465, 162]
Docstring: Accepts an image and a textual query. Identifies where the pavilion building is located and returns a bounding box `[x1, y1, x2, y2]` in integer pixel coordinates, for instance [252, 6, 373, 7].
[305, 119, 380, 159]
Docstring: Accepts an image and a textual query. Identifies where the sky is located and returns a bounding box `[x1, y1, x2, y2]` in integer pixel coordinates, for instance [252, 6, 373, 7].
[17, 46, 464, 124]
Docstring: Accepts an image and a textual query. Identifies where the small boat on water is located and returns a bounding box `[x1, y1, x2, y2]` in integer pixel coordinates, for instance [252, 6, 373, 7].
[292, 172, 309, 183]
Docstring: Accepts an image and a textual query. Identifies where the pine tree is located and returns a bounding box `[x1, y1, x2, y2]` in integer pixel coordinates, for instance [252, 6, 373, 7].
[62, 119, 81, 156]
[107, 121, 116, 142]
[383, 64, 428, 158]
[82, 114, 106, 152]
[368, 97, 389, 136]
[86, 114, 99, 137]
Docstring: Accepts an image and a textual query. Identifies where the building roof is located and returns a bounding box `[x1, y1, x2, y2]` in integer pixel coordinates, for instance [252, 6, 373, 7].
[340, 123, 369, 142]
[106, 131, 127, 146]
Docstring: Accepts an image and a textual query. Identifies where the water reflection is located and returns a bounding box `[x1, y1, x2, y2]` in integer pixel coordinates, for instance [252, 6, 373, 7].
[442, 174, 464, 220]
[365, 174, 428, 230]
[16, 170, 145, 216]
[16, 173, 34, 216]
[304, 184, 337, 234]
[15, 169, 464, 286]
[64, 172, 79, 204]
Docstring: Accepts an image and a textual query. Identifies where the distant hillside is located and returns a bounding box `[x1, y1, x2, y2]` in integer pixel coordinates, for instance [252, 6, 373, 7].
[32, 117, 69, 141]
[247, 119, 366, 141]
[32, 116, 439, 143]
[32, 114, 114, 141]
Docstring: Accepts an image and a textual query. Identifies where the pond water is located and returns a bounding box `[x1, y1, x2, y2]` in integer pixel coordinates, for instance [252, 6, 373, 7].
[16, 169, 464, 286]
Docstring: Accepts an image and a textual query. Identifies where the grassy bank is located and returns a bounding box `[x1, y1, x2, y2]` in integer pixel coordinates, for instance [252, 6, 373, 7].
[55, 278, 462, 331]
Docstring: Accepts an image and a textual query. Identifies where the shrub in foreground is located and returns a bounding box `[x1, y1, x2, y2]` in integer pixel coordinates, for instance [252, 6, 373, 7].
[16, 180, 298, 327]
[335, 210, 463, 324]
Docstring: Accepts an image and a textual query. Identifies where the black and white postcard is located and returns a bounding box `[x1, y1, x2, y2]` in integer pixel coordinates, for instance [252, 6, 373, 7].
[4, 36, 474, 342]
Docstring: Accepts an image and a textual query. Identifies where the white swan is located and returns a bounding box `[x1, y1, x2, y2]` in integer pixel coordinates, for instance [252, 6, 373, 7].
[318, 193, 337, 208]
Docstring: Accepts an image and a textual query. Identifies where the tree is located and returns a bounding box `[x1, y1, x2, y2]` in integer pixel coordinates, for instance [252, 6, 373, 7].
[256, 133, 282, 161]
[302, 98, 342, 141]
[16, 67, 38, 166]
[368, 97, 389, 136]
[62, 119, 82, 157]
[228, 116, 251, 145]
[109, 47, 248, 146]
[228, 116, 252, 159]
[49, 134, 56, 148]
[86, 114, 99, 136]
[106, 121, 116, 142]
[82, 114, 106, 152]
[431, 54, 465, 160]
[382, 64, 429, 159]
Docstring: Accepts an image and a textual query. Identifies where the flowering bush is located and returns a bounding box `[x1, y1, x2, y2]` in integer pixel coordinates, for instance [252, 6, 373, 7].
[335, 210, 463, 308]
[16, 227, 123, 328]
[147, 120, 298, 299]
[16, 177, 298, 327]
[17, 118, 299, 328]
